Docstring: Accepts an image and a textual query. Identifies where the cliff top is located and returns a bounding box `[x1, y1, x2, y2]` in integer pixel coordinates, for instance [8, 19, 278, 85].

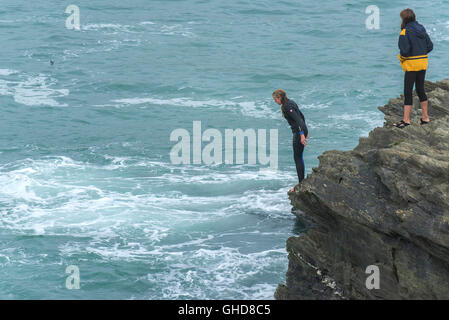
[278, 79, 449, 300]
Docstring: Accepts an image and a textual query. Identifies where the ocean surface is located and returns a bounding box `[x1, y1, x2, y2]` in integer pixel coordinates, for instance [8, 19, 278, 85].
[0, 0, 448, 299]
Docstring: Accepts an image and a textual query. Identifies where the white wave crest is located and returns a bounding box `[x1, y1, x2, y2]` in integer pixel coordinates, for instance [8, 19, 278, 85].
[0, 71, 69, 107]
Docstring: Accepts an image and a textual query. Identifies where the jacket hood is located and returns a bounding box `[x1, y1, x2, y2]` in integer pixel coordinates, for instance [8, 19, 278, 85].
[406, 21, 427, 38]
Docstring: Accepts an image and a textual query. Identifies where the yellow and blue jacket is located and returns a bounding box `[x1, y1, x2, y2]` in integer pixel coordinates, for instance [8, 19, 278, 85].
[398, 21, 433, 72]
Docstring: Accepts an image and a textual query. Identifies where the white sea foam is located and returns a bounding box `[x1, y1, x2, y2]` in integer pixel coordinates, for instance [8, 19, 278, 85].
[0, 171, 40, 201]
[0, 153, 292, 299]
[61, 38, 133, 60]
[159, 24, 196, 38]
[327, 111, 383, 136]
[225, 188, 293, 219]
[81, 21, 196, 38]
[300, 102, 330, 110]
[427, 21, 449, 42]
[0, 71, 69, 107]
[145, 246, 287, 299]
[329, 111, 379, 122]
[112, 96, 280, 119]
[237, 101, 279, 119]
[113, 97, 230, 107]
[155, 169, 293, 184]
[81, 23, 137, 33]
[0, 69, 18, 76]
[0, 155, 294, 238]
[14, 75, 69, 107]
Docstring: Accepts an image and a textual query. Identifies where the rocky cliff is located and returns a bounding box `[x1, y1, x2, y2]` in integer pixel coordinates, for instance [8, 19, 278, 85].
[275, 79, 449, 300]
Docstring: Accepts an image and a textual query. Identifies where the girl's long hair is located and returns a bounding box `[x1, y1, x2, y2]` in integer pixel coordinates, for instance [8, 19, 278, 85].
[272, 89, 288, 117]
[400, 8, 416, 30]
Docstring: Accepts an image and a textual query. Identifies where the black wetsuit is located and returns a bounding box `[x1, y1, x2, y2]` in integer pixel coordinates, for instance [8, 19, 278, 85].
[283, 99, 308, 183]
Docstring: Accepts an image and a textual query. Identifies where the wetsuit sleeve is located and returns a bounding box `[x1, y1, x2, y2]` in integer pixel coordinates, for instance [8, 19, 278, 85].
[425, 32, 433, 53]
[286, 103, 307, 135]
[297, 109, 308, 137]
[398, 30, 411, 56]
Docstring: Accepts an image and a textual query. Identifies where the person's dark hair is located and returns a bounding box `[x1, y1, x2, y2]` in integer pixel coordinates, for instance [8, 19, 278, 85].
[272, 89, 288, 117]
[400, 8, 416, 30]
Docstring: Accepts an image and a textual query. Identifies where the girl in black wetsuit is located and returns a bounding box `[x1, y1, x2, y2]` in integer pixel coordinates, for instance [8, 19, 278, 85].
[272, 89, 309, 193]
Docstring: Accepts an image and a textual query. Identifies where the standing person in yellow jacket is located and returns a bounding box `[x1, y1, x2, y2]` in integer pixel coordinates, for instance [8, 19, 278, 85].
[394, 9, 433, 128]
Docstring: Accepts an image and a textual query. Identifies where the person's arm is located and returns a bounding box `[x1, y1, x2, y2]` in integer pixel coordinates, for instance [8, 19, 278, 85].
[425, 32, 433, 53]
[297, 113, 308, 145]
[297, 109, 309, 138]
[398, 29, 411, 57]
[286, 103, 307, 145]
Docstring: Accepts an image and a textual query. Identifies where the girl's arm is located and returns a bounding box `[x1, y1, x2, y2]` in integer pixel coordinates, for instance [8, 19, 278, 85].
[398, 29, 411, 56]
[426, 32, 433, 53]
[286, 106, 305, 135]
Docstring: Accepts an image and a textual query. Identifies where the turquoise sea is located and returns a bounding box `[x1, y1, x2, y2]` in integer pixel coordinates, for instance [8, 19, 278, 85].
[0, 1, 448, 299]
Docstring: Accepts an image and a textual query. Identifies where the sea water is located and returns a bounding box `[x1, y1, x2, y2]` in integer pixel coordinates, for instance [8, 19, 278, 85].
[0, 0, 448, 299]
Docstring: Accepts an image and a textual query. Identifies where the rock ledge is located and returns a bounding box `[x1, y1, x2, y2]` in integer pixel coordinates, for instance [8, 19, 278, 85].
[275, 79, 449, 300]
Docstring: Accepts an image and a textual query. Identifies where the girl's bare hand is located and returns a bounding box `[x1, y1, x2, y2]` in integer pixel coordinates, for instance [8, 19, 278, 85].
[301, 135, 307, 146]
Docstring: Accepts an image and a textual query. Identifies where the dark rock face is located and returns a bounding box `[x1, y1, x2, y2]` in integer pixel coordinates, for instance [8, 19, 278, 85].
[275, 80, 449, 300]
